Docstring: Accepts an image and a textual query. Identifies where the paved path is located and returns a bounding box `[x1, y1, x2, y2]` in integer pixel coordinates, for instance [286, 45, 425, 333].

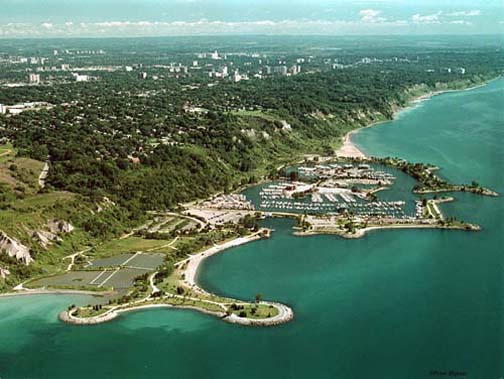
[146, 236, 179, 251]
[63, 247, 91, 271]
[38, 162, 50, 188]
[149, 272, 159, 293]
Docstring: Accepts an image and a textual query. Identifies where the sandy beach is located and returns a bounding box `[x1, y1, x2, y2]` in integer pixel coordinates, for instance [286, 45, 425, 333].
[335, 131, 366, 158]
[178, 230, 265, 294]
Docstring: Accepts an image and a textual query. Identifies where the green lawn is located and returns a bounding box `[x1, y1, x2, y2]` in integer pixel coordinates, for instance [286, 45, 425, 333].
[0, 143, 14, 163]
[231, 303, 280, 319]
[92, 236, 174, 258]
[231, 109, 282, 123]
[0, 192, 76, 240]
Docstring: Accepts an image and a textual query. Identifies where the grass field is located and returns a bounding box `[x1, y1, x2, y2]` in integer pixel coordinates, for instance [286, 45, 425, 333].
[0, 144, 45, 192]
[0, 143, 14, 163]
[92, 236, 174, 257]
[0, 192, 77, 241]
[10, 191, 75, 210]
[231, 110, 282, 123]
[88, 253, 136, 268]
[231, 303, 280, 319]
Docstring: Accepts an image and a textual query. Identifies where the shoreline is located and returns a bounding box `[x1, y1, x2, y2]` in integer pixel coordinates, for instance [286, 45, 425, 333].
[3, 76, 499, 327]
[294, 222, 479, 239]
[177, 230, 265, 293]
[0, 287, 111, 299]
[335, 77, 499, 159]
[58, 229, 294, 327]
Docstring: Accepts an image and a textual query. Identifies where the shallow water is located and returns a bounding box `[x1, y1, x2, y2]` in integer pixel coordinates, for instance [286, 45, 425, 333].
[0, 78, 503, 379]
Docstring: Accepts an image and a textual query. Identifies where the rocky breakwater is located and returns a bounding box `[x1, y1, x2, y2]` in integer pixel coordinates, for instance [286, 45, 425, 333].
[224, 301, 294, 326]
[59, 307, 119, 325]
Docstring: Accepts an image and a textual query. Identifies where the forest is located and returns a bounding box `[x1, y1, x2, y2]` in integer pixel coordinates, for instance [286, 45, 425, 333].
[0, 36, 502, 221]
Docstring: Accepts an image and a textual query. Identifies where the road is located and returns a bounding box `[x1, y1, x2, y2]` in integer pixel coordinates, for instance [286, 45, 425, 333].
[38, 162, 50, 188]
[63, 247, 92, 271]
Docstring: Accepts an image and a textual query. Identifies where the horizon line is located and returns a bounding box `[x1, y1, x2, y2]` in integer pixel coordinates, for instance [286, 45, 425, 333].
[0, 32, 502, 40]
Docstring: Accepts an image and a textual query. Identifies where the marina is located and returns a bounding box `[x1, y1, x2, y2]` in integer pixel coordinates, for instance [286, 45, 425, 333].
[253, 162, 411, 219]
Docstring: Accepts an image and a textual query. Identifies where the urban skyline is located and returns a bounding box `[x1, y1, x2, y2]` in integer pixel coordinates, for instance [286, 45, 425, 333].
[0, 0, 502, 37]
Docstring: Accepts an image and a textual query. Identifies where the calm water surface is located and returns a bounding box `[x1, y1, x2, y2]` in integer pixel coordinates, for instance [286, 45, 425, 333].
[1, 79, 503, 379]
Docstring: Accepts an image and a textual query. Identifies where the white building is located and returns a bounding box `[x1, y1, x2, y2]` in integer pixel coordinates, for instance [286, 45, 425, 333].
[233, 71, 241, 83]
[232, 71, 248, 83]
[0, 104, 5, 114]
[28, 73, 40, 84]
[213, 65, 228, 78]
[72, 73, 89, 82]
[289, 65, 301, 75]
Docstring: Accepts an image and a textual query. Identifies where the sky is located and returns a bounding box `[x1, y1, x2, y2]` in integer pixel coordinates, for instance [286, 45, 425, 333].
[0, 0, 502, 38]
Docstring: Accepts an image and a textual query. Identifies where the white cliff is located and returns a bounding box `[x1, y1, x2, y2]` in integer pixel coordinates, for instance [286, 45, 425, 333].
[0, 231, 32, 265]
[0, 267, 10, 279]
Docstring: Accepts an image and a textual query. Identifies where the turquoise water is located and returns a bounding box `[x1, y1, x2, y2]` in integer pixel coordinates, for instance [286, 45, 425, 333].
[0, 79, 503, 378]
